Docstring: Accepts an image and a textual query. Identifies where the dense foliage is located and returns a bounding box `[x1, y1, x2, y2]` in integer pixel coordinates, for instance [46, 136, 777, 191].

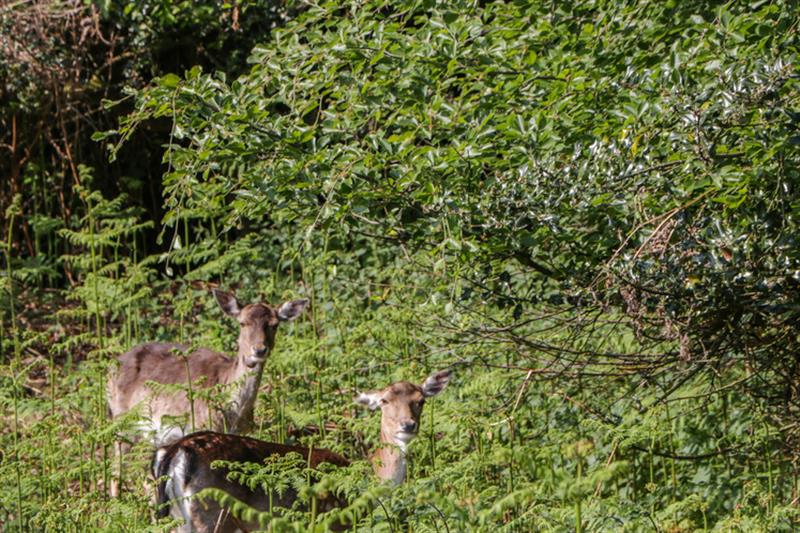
[2, 0, 800, 531]
[0, 0, 292, 272]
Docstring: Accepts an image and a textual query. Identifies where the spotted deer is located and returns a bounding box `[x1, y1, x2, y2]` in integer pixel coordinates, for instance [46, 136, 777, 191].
[107, 289, 308, 496]
[152, 370, 452, 532]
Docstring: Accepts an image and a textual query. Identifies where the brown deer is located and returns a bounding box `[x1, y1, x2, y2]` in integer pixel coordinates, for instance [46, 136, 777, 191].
[354, 369, 451, 485]
[107, 289, 308, 496]
[152, 370, 452, 532]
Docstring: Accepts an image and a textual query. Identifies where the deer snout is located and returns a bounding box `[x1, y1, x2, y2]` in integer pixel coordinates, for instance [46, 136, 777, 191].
[251, 345, 267, 358]
[400, 420, 418, 433]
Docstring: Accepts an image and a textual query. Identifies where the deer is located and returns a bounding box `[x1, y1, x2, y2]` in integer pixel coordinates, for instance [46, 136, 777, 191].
[107, 289, 308, 497]
[152, 369, 452, 532]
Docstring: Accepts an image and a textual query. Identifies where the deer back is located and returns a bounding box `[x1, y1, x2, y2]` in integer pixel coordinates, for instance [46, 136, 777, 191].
[153, 431, 349, 532]
[107, 343, 236, 436]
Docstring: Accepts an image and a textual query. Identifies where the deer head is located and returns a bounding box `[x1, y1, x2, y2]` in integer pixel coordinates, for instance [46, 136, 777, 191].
[356, 369, 451, 448]
[213, 289, 308, 368]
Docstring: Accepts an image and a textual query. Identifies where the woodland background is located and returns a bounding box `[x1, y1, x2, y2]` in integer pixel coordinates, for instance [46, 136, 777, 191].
[1, 0, 800, 531]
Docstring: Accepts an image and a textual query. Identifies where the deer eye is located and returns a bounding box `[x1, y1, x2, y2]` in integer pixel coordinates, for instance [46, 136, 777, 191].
[380, 398, 388, 405]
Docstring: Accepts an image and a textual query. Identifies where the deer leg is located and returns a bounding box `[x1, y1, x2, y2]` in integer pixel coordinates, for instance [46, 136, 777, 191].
[110, 439, 132, 497]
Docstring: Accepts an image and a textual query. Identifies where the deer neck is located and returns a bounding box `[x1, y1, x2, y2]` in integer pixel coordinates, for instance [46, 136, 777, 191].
[373, 425, 408, 485]
[220, 342, 266, 434]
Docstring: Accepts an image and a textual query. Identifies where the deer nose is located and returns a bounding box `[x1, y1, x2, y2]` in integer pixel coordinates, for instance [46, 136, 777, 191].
[400, 420, 417, 433]
[252, 345, 267, 357]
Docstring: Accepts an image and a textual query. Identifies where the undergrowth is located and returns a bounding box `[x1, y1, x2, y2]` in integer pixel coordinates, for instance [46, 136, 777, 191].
[1, 245, 796, 531]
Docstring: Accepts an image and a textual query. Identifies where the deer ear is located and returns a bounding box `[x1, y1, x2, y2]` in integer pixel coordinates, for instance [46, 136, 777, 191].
[421, 369, 452, 397]
[277, 298, 309, 321]
[355, 391, 382, 411]
[213, 289, 241, 318]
